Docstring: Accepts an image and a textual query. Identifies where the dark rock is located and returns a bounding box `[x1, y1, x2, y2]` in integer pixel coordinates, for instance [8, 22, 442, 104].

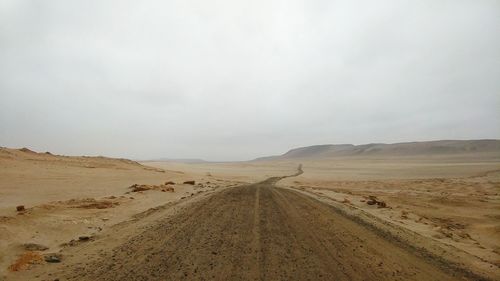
[183, 180, 195, 185]
[44, 253, 62, 263]
[23, 243, 49, 251]
[16, 205, 25, 212]
[164, 181, 175, 185]
[78, 236, 90, 241]
[129, 184, 151, 192]
[377, 201, 387, 208]
[365, 196, 387, 208]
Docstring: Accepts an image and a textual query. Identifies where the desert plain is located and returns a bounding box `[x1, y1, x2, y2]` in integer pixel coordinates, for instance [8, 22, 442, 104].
[0, 140, 499, 280]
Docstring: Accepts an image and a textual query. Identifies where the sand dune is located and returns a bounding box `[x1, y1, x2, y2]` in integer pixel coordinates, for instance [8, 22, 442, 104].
[0, 147, 170, 213]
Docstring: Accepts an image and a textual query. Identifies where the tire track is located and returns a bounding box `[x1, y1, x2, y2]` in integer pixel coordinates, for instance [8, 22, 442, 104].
[252, 185, 262, 281]
[34, 173, 474, 281]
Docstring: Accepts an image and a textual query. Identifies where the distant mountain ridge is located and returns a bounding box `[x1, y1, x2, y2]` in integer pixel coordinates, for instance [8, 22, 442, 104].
[254, 140, 500, 161]
[142, 158, 208, 163]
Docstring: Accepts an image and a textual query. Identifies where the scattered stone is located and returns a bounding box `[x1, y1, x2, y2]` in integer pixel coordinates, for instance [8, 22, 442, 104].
[130, 183, 177, 192]
[23, 243, 49, 251]
[183, 180, 196, 185]
[61, 235, 93, 247]
[165, 181, 175, 185]
[73, 199, 116, 209]
[401, 210, 409, 219]
[78, 236, 90, 241]
[16, 205, 25, 212]
[377, 201, 387, 208]
[60, 239, 78, 247]
[129, 184, 151, 192]
[366, 196, 387, 208]
[162, 187, 175, 192]
[44, 253, 62, 263]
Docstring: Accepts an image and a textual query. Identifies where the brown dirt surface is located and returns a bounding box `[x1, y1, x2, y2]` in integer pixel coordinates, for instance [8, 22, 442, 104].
[27, 178, 482, 281]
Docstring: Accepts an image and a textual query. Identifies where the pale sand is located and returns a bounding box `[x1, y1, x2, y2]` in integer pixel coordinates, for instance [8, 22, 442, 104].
[149, 155, 500, 276]
[0, 148, 238, 277]
[1, 147, 499, 280]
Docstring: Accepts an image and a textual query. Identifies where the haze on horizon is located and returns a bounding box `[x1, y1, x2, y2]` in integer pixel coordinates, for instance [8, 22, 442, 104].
[1, 0, 499, 161]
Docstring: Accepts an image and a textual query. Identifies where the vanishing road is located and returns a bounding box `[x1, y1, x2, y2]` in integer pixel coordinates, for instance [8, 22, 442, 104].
[58, 177, 468, 281]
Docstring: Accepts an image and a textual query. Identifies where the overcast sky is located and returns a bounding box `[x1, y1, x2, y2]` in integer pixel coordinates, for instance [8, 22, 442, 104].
[0, 0, 499, 161]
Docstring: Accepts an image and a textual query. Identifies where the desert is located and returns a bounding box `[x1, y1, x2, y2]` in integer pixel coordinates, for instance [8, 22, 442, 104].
[2, 1, 499, 280]
[0, 140, 499, 280]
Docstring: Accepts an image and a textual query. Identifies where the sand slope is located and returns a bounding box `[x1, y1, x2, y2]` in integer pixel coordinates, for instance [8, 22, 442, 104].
[0, 147, 237, 279]
[0, 147, 170, 214]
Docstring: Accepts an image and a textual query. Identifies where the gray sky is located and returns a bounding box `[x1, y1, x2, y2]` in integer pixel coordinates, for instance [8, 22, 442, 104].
[1, 0, 499, 161]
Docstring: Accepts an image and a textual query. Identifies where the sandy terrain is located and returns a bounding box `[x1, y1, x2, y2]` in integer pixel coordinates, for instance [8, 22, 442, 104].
[269, 156, 499, 279]
[16, 176, 476, 281]
[144, 161, 298, 183]
[145, 151, 500, 279]
[0, 148, 239, 280]
[1, 141, 499, 280]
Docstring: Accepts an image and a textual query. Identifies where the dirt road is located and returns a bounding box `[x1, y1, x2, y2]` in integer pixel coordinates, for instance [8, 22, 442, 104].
[36, 177, 473, 281]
